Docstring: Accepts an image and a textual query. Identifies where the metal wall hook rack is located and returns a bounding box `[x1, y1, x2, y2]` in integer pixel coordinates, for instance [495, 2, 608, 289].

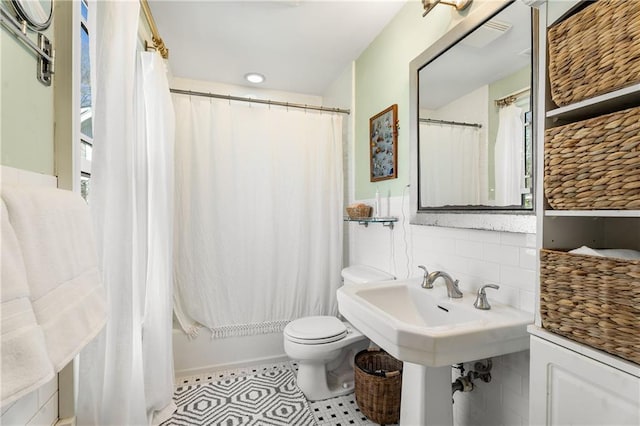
[0, 6, 55, 86]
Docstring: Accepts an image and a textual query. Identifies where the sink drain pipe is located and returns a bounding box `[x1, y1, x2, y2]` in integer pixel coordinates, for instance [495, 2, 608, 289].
[451, 359, 493, 400]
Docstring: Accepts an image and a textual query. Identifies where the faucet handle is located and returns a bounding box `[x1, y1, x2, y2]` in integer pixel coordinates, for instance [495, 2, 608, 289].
[417, 265, 432, 288]
[474, 284, 500, 310]
[450, 278, 463, 298]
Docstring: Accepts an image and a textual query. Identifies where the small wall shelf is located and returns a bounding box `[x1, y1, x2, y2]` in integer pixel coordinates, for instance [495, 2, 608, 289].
[344, 216, 398, 229]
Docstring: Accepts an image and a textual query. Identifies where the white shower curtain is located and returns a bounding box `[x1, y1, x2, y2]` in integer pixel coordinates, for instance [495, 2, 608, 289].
[494, 104, 524, 206]
[419, 123, 488, 206]
[77, 2, 175, 424]
[172, 95, 343, 337]
[139, 52, 176, 424]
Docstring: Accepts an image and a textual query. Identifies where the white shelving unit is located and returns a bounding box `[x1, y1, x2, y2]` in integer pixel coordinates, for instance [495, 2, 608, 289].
[530, 2, 640, 424]
[537, 1, 640, 305]
[546, 83, 640, 124]
[544, 210, 640, 217]
[538, 16, 640, 251]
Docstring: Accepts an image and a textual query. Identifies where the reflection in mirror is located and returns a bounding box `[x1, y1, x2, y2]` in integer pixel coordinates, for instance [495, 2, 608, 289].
[417, 1, 532, 211]
[11, 0, 53, 30]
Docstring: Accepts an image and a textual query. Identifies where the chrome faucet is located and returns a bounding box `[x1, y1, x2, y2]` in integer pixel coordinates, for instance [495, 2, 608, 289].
[425, 271, 463, 298]
[418, 265, 431, 289]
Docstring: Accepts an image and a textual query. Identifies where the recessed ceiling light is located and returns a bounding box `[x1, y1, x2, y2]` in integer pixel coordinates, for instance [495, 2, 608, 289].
[245, 73, 265, 84]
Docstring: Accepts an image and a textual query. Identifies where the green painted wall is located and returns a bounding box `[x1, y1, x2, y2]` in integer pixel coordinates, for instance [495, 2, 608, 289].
[354, 0, 479, 199]
[354, 0, 473, 199]
[1, 4, 55, 175]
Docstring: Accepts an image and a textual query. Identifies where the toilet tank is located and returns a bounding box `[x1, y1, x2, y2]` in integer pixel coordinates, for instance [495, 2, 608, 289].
[341, 265, 395, 287]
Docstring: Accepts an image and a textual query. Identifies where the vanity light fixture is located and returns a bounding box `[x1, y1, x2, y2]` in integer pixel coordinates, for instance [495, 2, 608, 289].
[245, 72, 265, 84]
[422, 0, 472, 17]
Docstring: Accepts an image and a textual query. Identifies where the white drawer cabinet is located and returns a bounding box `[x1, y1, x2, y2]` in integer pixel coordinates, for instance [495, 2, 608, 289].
[529, 335, 640, 426]
[530, 3, 640, 425]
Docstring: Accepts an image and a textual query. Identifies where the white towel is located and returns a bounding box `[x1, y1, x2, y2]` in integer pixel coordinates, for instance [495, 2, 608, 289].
[1, 200, 54, 406]
[1, 186, 107, 373]
[569, 245, 640, 261]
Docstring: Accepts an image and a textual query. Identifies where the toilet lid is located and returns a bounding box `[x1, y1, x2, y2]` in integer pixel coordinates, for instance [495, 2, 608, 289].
[284, 316, 347, 345]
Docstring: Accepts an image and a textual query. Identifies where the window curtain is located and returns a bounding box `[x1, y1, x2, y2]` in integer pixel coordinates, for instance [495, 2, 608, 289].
[419, 123, 488, 206]
[172, 95, 343, 338]
[77, 2, 175, 424]
[494, 103, 524, 206]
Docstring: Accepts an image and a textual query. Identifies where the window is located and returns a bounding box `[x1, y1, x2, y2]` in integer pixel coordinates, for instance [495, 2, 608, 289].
[80, 0, 92, 202]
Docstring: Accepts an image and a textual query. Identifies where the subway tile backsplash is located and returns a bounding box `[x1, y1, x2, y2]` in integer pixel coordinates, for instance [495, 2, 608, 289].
[345, 195, 534, 426]
[346, 196, 537, 313]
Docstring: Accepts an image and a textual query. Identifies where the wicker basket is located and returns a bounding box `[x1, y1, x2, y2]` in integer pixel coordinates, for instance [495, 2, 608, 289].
[547, 0, 640, 107]
[544, 106, 640, 210]
[540, 249, 640, 364]
[346, 205, 372, 219]
[354, 349, 402, 425]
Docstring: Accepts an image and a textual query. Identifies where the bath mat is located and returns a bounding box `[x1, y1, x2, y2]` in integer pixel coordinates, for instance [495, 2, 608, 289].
[162, 368, 317, 426]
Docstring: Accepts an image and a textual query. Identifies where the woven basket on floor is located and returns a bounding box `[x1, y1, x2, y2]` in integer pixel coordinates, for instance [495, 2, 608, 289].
[544, 105, 640, 210]
[547, 0, 640, 107]
[354, 349, 402, 425]
[539, 249, 640, 364]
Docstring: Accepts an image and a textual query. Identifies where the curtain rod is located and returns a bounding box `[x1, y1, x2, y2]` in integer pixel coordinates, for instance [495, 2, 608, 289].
[419, 117, 482, 129]
[495, 87, 530, 107]
[140, 0, 168, 59]
[170, 89, 351, 115]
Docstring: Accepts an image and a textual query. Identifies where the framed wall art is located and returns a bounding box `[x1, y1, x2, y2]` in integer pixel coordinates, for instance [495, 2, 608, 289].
[369, 104, 398, 182]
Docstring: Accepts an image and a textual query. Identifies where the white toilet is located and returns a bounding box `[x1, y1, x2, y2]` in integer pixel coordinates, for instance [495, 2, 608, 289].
[284, 265, 395, 401]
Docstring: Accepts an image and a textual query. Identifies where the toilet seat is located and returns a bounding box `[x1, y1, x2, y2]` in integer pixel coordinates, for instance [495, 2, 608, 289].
[284, 316, 347, 345]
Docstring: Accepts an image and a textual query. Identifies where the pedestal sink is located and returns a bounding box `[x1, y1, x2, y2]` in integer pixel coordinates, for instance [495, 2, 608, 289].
[337, 277, 533, 425]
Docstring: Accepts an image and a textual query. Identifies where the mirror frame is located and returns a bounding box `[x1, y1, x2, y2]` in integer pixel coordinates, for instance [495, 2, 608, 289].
[11, 0, 53, 31]
[410, 0, 539, 233]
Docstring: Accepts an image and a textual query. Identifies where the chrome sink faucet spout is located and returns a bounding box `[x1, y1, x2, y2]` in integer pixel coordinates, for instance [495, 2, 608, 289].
[425, 271, 463, 298]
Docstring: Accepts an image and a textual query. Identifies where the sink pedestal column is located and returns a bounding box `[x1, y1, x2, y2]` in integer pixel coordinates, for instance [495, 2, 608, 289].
[400, 363, 453, 426]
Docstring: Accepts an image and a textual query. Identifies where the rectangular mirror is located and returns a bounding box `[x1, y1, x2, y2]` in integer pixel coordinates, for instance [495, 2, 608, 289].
[410, 0, 537, 233]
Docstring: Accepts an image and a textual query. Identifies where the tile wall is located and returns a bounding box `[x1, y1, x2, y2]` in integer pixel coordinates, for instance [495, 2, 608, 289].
[346, 196, 536, 312]
[345, 195, 536, 426]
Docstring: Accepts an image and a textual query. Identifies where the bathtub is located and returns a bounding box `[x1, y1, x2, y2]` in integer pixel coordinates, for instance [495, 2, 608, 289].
[172, 325, 287, 376]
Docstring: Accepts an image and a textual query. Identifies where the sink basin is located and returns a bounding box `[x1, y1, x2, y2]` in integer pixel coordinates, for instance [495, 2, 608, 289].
[337, 277, 533, 367]
[338, 277, 533, 425]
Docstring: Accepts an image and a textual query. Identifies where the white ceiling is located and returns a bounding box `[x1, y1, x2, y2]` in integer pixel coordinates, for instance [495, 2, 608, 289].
[419, 1, 532, 109]
[149, 0, 407, 95]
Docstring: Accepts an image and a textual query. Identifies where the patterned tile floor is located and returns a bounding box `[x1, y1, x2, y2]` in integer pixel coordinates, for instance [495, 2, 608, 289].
[175, 361, 381, 425]
[308, 394, 373, 426]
